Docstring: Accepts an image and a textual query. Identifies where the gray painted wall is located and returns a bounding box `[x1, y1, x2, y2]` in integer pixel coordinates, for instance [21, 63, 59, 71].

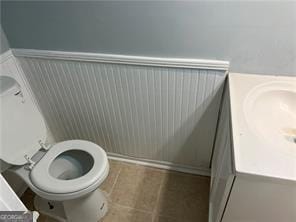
[1, 1, 296, 75]
[0, 25, 10, 53]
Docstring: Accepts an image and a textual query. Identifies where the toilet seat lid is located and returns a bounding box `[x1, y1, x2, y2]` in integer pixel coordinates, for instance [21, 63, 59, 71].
[30, 140, 108, 194]
[0, 91, 47, 165]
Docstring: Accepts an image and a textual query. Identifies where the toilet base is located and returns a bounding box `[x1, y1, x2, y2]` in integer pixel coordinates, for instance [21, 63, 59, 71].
[34, 189, 108, 222]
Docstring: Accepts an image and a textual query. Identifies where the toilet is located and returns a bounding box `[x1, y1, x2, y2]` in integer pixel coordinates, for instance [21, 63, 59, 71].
[0, 75, 110, 222]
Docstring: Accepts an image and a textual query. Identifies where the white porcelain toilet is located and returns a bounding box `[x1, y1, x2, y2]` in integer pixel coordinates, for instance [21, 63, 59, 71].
[0, 75, 110, 221]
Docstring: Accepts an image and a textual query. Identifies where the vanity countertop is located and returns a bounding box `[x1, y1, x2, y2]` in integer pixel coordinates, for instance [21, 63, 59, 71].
[228, 73, 296, 182]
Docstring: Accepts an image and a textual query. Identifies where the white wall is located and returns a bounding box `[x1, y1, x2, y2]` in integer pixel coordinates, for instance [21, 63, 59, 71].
[1, 1, 296, 75]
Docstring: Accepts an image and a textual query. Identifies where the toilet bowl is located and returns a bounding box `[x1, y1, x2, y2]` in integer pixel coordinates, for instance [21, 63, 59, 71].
[0, 76, 109, 221]
[29, 140, 109, 201]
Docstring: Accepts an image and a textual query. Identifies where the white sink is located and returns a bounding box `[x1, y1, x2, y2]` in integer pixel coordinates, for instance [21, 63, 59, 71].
[229, 73, 296, 181]
[244, 81, 296, 157]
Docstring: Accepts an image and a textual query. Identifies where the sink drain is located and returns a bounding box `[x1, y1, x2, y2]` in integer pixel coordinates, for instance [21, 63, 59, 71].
[283, 128, 296, 144]
[285, 135, 296, 144]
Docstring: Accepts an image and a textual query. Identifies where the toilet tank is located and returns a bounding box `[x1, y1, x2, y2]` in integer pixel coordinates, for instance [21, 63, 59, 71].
[0, 76, 47, 165]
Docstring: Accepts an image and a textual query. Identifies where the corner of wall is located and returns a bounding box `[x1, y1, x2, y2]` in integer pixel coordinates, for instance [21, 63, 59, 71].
[0, 25, 10, 54]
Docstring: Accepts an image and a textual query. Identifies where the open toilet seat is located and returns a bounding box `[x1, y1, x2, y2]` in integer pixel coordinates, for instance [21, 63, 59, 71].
[30, 140, 109, 195]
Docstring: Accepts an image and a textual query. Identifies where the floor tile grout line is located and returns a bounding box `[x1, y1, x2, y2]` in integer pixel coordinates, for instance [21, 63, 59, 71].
[108, 167, 122, 197]
[151, 171, 167, 222]
[111, 202, 154, 215]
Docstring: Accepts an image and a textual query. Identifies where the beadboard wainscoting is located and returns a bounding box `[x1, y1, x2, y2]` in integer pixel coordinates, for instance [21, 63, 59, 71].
[13, 49, 229, 174]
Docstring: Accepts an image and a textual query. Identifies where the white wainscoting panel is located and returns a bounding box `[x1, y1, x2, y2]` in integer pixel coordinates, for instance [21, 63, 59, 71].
[15, 52, 227, 170]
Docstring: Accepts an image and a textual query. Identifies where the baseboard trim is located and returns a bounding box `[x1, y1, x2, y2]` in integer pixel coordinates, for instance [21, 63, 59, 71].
[12, 48, 229, 70]
[107, 152, 211, 176]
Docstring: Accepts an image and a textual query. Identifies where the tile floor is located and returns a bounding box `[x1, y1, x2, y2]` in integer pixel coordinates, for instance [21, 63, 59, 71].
[21, 160, 210, 222]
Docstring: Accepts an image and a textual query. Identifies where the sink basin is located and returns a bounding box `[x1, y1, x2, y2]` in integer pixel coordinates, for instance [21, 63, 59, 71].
[244, 81, 296, 156]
